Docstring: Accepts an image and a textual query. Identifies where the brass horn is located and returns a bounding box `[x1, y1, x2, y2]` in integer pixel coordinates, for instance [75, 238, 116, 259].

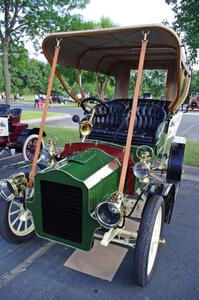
[80, 120, 93, 137]
[79, 108, 95, 138]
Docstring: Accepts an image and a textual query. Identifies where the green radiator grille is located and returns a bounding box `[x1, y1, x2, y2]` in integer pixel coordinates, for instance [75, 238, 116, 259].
[40, 180, 83, 243]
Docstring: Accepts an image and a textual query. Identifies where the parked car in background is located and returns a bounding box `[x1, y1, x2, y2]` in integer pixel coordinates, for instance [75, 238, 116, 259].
[0, 104, 45, 159]
[189, 93, 199, 110]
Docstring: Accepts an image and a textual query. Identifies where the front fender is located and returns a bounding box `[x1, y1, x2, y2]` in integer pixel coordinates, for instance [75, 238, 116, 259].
[15, 128, 46, 149]
[166, 136, 186, 183]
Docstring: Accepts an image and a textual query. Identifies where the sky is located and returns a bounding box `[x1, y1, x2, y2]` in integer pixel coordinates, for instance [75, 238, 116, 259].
[29, 0, 174, 61]
[75, 0, 174, 26]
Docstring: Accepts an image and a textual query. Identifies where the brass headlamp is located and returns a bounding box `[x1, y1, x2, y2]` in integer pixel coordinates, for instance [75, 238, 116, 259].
[39, 138, 58, 167]
[95, 192, 124, 228]
[133, 145, 154, 181]
[0, 172, 27, 201]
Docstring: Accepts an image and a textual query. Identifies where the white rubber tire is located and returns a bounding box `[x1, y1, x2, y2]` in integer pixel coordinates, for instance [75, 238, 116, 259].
[23, 134, 44, 161]
[134, 195, 165, 287]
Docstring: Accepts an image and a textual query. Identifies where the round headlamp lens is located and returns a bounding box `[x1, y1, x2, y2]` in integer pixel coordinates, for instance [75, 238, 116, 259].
[95, 202, 121, 228]
[0, 180, 15, 200]
[133, 162, 150, 179]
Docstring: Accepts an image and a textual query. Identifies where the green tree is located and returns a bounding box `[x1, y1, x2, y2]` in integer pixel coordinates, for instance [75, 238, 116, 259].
[0, 0, 89, 104]
[189, 70, 199, 95]
[165, 0, 199, 64]
[8, 45, 61, 94]
[98, 16, 118, 28]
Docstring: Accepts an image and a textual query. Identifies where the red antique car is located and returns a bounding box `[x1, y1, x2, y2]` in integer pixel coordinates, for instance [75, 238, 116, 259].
[0, 104, 45, 160]
[189, 93, 199, 110]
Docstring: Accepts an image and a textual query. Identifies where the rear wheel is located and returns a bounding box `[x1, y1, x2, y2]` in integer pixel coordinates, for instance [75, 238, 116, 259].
[0, 195, 35, 243]
[23, 134, 44, 161]
[134, 194, 165, 287]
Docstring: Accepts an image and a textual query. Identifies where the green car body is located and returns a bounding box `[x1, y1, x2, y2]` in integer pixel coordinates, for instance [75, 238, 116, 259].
[28, 148, 121, 250]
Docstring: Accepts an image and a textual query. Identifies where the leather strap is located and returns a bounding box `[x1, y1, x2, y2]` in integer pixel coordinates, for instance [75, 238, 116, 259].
[118, 35, 148, 193]
[28, 41, 61, 187]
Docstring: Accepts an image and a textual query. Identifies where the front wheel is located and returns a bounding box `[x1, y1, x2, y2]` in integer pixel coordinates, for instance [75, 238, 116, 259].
[23, 134, 44, 161]
[134, 195, 165, 287]
[0, 196, 35, 243]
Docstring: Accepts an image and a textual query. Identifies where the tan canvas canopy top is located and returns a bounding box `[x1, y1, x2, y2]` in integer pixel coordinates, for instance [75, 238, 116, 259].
[43, 24, 189, 73]
[42, 24, 191, 110]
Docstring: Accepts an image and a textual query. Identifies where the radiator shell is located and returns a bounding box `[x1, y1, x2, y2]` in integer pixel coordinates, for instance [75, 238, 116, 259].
[27, 148, 121, 250]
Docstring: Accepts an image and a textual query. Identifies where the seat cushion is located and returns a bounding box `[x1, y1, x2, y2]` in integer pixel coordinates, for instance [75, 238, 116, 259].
[10, 108, 22, 117]
[92, 101, 127, 131]
[135, 104, 166, 131]
[88, 100, 167, 146]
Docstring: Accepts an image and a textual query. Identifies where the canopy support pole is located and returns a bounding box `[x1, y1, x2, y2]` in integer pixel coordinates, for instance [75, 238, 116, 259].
[55, 70, 79, 103]
[96, 73, 109, 100]
[169, 72, 191, 111]
[118, 32, 149, 194]
[77, 69, 85, 99]
[28, 39, 61, 187]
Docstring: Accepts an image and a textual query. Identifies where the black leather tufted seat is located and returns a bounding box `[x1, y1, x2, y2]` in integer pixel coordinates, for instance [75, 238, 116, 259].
[88, 99, 168, 146]
[116, 104, 167, 145]
[89, 101, 127, 141]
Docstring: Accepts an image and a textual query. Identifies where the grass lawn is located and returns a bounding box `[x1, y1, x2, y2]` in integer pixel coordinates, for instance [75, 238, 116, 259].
[166, 140, 199, 167]
[184, 141, 199, 167]
[21, 111, 65, 120]
[36, 126, 80, 146]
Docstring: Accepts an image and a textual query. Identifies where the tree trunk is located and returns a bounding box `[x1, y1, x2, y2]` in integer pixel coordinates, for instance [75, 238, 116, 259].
[2, 40, 11, 105]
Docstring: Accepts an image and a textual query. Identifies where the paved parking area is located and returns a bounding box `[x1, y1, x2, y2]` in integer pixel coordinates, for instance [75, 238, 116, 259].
[0, 153, 199, 299]
[177, 113, 199, 141]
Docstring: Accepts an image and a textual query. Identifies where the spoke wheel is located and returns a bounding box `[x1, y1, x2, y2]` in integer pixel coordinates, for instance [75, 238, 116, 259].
[23, 134, 44, 161]
[0, 195, 35, 243]
[134, 194, 165, 287]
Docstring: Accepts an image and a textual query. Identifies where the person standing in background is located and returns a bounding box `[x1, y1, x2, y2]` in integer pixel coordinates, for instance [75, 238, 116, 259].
[34, 94, 39, 109]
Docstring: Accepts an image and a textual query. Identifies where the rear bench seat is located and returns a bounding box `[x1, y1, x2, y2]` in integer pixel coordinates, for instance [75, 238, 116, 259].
[88, 99, 169, 146]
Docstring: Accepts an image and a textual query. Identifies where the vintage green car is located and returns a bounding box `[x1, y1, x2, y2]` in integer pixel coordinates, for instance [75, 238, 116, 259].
[0, 24, 191, 286]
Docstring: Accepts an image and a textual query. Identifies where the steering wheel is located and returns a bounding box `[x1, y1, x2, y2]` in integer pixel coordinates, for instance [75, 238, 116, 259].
[81, 97, 109, 117]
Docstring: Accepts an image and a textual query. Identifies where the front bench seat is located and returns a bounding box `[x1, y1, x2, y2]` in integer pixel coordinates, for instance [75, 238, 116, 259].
[88, 101, 127, 141]
[116, 104, 167, 145]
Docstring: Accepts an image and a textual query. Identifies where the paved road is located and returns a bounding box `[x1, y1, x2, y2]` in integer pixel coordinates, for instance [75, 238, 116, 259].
[12, 103, 81, 115]
[0, 106, 198, 299]
[177, 112, 199, 141]
[12, 103, 83, 128]
[0, 154, 199, 299]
